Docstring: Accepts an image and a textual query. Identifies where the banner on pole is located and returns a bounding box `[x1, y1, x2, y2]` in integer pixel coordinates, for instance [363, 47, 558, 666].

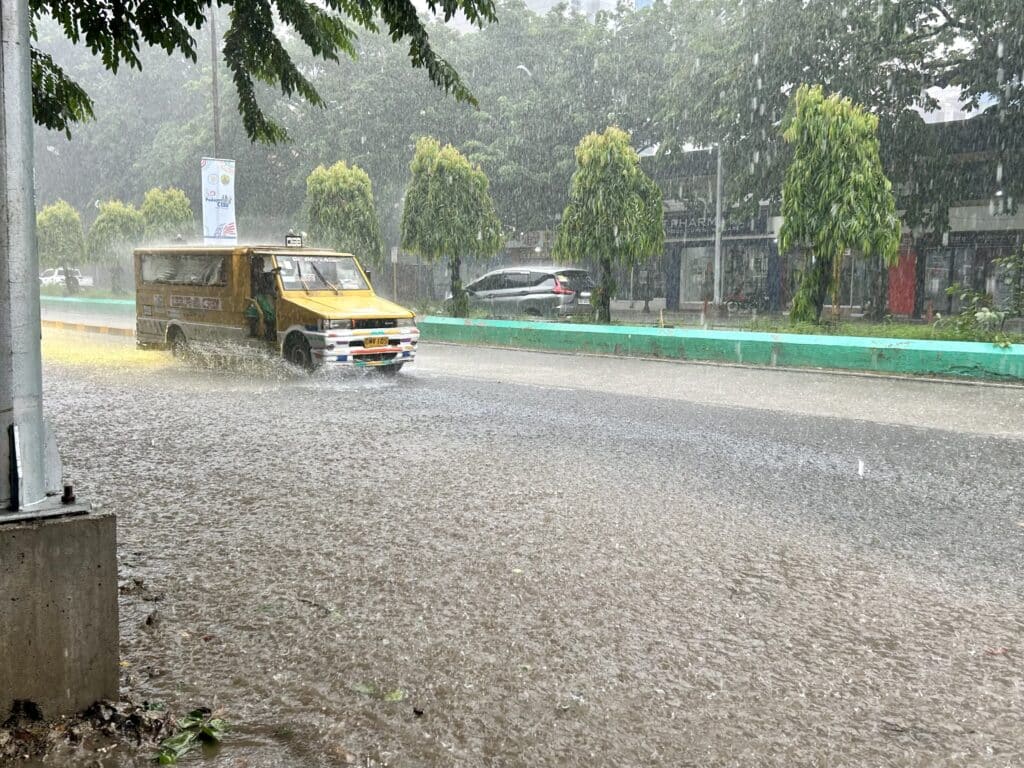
[201, 157, 237, 244]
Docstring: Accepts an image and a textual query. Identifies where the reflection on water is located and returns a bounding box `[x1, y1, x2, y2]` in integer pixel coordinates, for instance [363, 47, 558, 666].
[39, 331, 1024, 767]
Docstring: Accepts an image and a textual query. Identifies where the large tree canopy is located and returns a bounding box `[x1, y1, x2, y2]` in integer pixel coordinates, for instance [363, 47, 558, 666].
[141, 187, 195, 242]
[305, 161, 384, 265]
[400, 136, 502, 316]
[780, 85, 900, 323]
[29, 0, 498, 143]
[36, 200, 86, 292]
[553, 126, 664, 323]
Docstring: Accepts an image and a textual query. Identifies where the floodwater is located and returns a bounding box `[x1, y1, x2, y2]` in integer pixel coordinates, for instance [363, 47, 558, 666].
[35, 331, 1024, 767]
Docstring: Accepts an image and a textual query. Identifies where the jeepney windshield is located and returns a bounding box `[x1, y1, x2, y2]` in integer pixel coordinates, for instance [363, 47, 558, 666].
[274, 254, 368, 292]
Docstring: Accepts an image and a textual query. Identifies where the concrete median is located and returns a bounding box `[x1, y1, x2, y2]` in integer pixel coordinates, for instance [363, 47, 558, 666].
[419, 316, 1024, 382]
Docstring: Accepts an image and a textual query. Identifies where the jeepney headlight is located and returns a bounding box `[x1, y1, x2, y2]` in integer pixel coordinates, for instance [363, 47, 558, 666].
[396, 316, 416, 328]
[319, 319, 351, 331]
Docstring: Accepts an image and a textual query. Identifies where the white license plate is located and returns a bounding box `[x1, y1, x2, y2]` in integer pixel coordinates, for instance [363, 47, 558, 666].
[578, 297, 590, 305]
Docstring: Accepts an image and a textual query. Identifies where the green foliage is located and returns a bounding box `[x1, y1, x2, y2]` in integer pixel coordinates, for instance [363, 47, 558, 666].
[400, 137, 502, 317]
[746, 317, 1023, 345]
[935, 283, 1011, 345]
[305, 162, 384, 265]
[780, 85, 900, 323]
[154, 708, 227, 764]
[553, 126, 664, 323]
[36, 199, 85, 272]
[141, 187, 195, 243]
[87, 200, 144, 264]
[29, 0, 497, 143]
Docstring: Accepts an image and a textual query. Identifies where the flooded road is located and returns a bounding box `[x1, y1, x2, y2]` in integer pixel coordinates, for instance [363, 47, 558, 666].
[39, 331, 1024, 767]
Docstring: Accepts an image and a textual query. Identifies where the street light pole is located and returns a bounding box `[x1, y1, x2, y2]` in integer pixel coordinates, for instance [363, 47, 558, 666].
[713, 144, 724, 307]
[1, 0, 53, 511]
[210, 9, 221, 158]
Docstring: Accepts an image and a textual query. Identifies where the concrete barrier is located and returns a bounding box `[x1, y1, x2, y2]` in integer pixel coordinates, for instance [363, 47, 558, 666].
[0, 512, 119, 718]
[419, 316, 1024, 381]
[40, 294, 134, 316]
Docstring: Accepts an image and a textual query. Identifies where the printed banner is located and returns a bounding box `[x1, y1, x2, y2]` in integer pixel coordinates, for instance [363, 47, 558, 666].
[201, 157, 237, 244]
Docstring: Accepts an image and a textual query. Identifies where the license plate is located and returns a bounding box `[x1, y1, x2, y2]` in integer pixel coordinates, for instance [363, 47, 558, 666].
[364, 336, 388, 349]
[578, 297, 590, 305]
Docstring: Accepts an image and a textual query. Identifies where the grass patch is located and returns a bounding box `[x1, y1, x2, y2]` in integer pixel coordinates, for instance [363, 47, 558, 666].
[744, 318, 1024, 344]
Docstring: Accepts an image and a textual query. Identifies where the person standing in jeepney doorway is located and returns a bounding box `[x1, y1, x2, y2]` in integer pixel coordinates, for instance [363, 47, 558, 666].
[245, 255, 278, 342]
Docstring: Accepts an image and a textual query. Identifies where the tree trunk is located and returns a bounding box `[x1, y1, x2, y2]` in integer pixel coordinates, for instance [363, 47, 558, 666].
[448, 255, 467, 318]
[62, 262, 79, 295]
[595, 257, 615, 323]
[110, 263, 124, 295]
[811, 256, 829, 323]
[866, 252, 889, 321]
[830, 251, 843, 323]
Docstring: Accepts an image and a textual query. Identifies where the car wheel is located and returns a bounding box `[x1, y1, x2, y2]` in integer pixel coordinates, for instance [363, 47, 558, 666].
[167, 327, 188, 358]
[726, 301, 739, 314]
[284, 334, 314, 371]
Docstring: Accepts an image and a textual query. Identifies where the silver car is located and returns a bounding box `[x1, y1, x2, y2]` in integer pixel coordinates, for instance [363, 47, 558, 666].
[463, 266, 595, 318]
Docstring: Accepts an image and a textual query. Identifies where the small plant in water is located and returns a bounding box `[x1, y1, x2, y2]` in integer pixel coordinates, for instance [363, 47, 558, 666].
[154, 708, 227, 764]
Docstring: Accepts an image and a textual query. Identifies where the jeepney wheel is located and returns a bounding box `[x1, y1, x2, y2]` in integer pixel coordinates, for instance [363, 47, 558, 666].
[167, 327, 188, 358]
[284, 334, 314, 371]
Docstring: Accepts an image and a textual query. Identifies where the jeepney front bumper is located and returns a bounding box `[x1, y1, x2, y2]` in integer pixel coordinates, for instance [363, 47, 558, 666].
[308, 326, 420, 367]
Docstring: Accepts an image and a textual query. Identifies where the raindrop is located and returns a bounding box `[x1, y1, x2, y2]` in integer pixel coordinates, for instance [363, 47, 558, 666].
[996, 162, 1003, 184]
[997, 40, 1004, 58]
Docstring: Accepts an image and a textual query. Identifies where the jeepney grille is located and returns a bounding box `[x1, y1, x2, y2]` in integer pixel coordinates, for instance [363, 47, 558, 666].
[354, 318, 399, 329]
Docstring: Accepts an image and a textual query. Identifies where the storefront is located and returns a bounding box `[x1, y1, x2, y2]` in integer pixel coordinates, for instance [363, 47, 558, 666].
[922, 230, 1024, 313]
[664, 201, 781, 309]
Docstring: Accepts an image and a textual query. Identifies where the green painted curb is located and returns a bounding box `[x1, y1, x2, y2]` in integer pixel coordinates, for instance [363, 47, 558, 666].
[419, 316, 1024, 381]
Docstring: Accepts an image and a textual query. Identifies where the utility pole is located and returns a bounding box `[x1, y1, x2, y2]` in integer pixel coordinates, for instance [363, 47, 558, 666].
[210, 9, 221, 157]
[713, 144, 724, 307]
[1, 0, 117, 719]
[1, 0, 50, 512]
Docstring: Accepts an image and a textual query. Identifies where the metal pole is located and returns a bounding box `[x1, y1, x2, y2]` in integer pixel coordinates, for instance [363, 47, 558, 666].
[713, 144, 724, 306]
[210, 9, 221, 158]
[1, 0, 50, 510]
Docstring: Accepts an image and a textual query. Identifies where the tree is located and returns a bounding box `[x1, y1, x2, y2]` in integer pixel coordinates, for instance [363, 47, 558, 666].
[305, 162, 384, 265]
[400, 137, 503, 317]
[553, 126, 664, 323]
[36, 200, 86, 294]
[30, 0, 498, 143]
[780, 86, 901, 324]
[86, 200, 145, 293]
[141, 187, 195, 243]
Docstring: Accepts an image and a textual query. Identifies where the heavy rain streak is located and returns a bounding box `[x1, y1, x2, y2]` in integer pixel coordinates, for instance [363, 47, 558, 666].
[5, 0, 1024, 766]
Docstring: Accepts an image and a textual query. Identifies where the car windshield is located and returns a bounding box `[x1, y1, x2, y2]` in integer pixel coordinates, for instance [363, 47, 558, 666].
[274, 255, 367, 292]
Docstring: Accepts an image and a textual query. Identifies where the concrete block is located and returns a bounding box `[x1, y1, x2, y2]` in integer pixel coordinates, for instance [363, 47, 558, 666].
[0, 511, 118, 718]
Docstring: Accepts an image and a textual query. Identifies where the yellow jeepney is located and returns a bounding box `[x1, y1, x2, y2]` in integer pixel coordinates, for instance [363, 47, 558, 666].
[134, 240, 419, 371]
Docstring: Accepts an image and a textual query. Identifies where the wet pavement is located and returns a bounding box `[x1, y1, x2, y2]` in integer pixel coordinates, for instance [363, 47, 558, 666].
[36, 331, 1024, 766]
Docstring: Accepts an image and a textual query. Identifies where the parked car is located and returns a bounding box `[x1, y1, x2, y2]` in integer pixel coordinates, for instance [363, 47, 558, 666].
[457, 266, 595, 318]
[39, 267, 94, 288]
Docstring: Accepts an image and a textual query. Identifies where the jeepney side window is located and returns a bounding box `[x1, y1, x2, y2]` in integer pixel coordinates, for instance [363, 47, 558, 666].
[141, 253, 228, 286]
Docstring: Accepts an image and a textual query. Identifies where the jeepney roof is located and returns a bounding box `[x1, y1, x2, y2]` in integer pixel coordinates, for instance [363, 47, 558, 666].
[133, 245, 356, 258]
